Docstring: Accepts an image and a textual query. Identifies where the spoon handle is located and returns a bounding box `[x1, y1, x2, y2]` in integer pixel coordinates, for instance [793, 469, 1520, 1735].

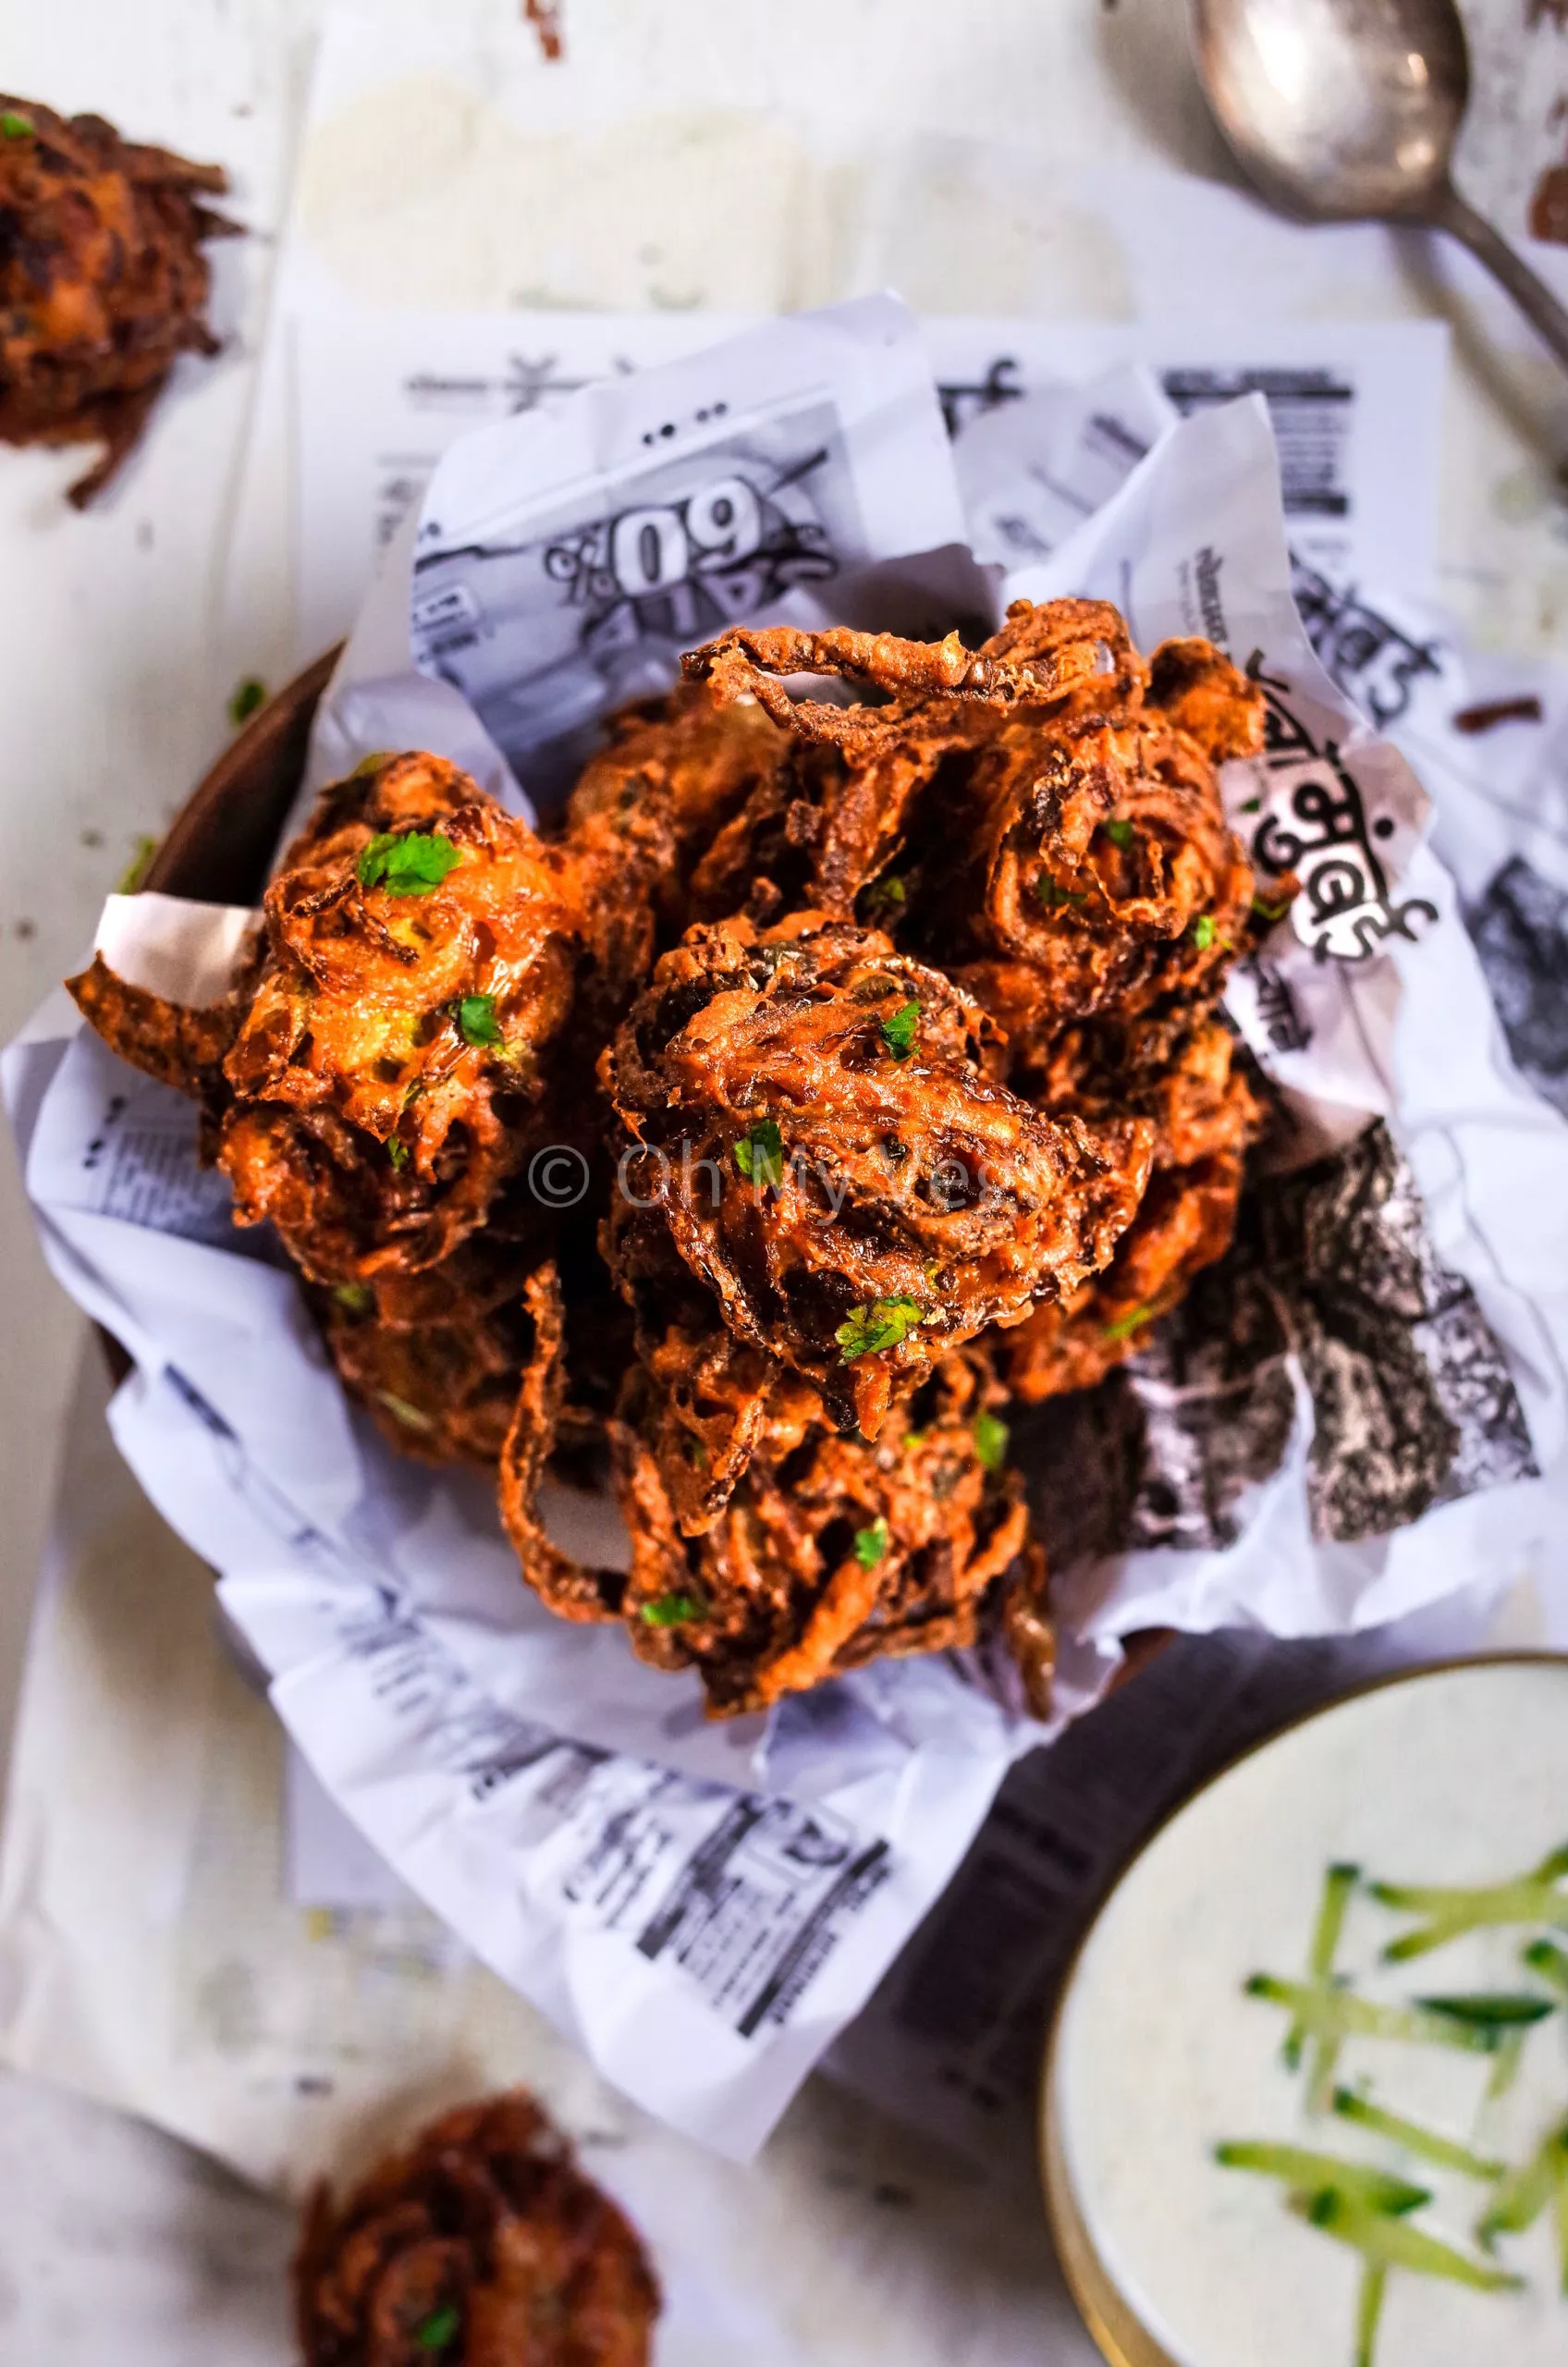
[1435, 185, 1568, 375]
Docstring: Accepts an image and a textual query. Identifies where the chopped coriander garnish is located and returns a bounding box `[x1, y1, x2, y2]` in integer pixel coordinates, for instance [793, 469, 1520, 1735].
[853, 1517, 890, 1569]
[350, 750, 397, 778]
[1239, 793, 1261, 815]
[1036, 874, 1086, 910]
[872, 875, 906, 908]
[415, 2303, 461, 2352]
[1, 111, 34, 139]
[1251, 892, 1292, 924]
[1104, 817, 1135, 851]
[733, 1119, 785, 1188]
[901, 1428, 927, 1452]
[1102, 1302, 1156, 1343]
[357, 829, 461, 896]
[972, 1411, 1009, 1471]
[836, 1295, 924, 1362]
[879, 1000, 921, 1061]
[387, 1137, 410, 1171]
[457, 992, 503, 1049]
[1214, 2143, 1428, 2218]
[1191, 913, 1217, 951]
[375, 1391, 433, 1432]
[333, 1282, 374, 1316]
[1330, 2089, 1505, 2183]
[227, 676, 267, 728]
[640, 1592, 705, 1627]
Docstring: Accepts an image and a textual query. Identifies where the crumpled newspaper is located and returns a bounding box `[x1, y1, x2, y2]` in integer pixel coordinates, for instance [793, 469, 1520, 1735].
[6, 301, 1566, 2158]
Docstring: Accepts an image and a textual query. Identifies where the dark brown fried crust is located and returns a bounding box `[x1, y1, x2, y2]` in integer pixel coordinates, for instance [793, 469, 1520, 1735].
[610, 1346, 1032, 1714]
[0, 97, 237, 505]
[499, 1264, 625, 1625]
[293, 2090, 659, 2367]
[66, 951, 239, 1101]
[602, 907, 1151, 1438]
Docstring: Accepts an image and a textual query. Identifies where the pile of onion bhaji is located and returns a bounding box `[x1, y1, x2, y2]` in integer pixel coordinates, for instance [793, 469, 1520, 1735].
[0, 96, 238, 504]
[69, 596, 1288, 1720]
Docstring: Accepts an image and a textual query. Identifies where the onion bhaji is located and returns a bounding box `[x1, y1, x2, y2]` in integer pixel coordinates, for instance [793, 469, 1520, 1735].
[71, 753, 590, 1288]
[294, 2090, 659, 2367]
[67, 595, 1292, 1720]
[601, 908, 1152, 1439]
[611, 1345, 1038, 1715]
[0, 96, 238, 505]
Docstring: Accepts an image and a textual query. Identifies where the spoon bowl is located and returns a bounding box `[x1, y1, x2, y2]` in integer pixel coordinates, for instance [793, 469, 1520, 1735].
[1189, 0, 1568, 373]
[1192, 0, 1469, 222]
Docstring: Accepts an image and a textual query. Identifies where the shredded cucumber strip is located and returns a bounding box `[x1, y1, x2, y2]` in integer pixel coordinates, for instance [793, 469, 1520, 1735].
[1296, 2190, 1524, 2292]
[1330, 2089, 1505, 2183]
[1215, 2142, 1428, 2216]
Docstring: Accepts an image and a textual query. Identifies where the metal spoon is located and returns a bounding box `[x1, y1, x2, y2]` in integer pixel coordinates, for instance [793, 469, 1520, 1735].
[1190, 0, 1568, 373]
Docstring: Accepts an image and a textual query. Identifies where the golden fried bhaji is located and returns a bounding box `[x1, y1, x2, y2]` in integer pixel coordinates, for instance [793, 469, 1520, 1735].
[611, 1347, 1036, 1715]
[0, 96, 237, 504]
[72, 753, 589, 1288]
[686, 608, 1268, 1069]
[294, 2090, 659, 2367]
[67, 598, 1291, 1722]
[602, 908, 1152, 1439]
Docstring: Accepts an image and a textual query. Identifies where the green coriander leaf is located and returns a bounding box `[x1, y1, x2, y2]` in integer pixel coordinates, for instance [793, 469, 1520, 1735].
[853, 1516, 890, 1569]
[387, 1137, 410, 1171]
[333, 1282, 374, 1316]
[457, 992, 503, 1049]
[872, 874, 906, 907]
[1251, 892, 1292, 924]
[416, 2304, 461, 2352]
[1104, 817, 1134, 850]
[1191, 913, 1217, 951]
[901, 1428, 927, 1451]
[733, 1119, 785, 1188]
[1239, 794, 1261, 815]
[1102, 1303, 1155, 1343]
[972, 1411, 1010, 1471]
[227, 676, 267, 728]
[357, 829, 461, 896]
[1036, 874, 1086, 911]
[375, 1391, 434, 1432]
[350, 749, 397, 778]
[641, 1593, 705, 1627]
[836, 1295, 924, 1362]
[1, 111, 34, 138]
[879, 1000, 921, 1061]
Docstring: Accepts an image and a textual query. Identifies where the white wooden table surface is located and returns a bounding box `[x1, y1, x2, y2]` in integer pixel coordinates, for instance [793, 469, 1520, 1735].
[0, 1, 1564, 2357]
